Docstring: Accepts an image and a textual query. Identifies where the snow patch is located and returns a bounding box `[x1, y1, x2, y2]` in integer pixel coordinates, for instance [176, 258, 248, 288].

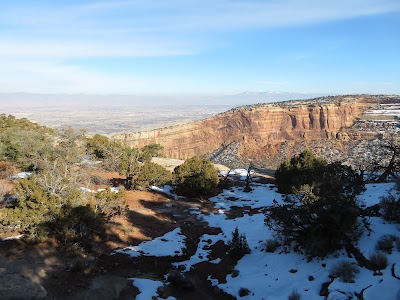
[115, 228, 186, 257]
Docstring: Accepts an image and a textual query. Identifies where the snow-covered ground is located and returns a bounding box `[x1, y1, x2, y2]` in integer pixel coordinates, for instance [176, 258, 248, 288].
[79, 186, 120, 193]
[117, 182, 400, 300]
[115, 228, 186, 258]
[10, 172, 32, 179]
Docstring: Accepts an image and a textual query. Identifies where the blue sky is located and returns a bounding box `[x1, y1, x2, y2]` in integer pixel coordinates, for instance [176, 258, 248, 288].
[0, 0, 399, 96]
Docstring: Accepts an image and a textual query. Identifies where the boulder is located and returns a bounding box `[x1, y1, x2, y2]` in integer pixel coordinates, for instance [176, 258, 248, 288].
[0, 269, 47, 300]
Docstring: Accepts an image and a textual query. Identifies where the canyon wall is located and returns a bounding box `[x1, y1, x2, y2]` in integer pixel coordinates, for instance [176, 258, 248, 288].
[113, 96, 374, 164]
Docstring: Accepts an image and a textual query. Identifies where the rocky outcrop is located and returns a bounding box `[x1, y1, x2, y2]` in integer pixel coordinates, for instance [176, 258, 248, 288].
[113, 95, 399, 167]
[0, 268, 47, 300]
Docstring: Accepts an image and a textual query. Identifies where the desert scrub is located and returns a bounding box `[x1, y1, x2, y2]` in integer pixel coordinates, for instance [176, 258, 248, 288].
[376, 234, 398, 254]
[380, 194, 400, 223]
[288, 289, 301, 300]
[369, 251, 388, 271]
[329, 261, 359, 283]
[265, 238, 280, 253]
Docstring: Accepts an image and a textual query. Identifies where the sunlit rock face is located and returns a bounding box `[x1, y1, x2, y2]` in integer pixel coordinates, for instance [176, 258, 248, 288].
[113, 95, 399, 167]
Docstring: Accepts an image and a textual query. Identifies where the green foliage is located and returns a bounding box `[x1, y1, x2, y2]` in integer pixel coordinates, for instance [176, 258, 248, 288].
[86, 134, 112, 159]
[0, 114, 53, 134]
[228, 227, 251, 260]
[94, 187, 127, 219]
[41, 204, 104, 247]
[329, 261, 359, 283]
[1, 175, 123, 247]
[141, 143, 164, 162]
[0, 114, 56, 169]
[132, 162, 172, 190]
[173, 156, 219, 196]
[119, 147, 140, 182]
[275, 150, 326, 194]
[0, 178, 63, 233]
[267, 152, 365, 257]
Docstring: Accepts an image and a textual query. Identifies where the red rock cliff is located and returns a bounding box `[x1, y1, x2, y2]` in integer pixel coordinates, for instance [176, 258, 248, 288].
[113, 97, 371, 161]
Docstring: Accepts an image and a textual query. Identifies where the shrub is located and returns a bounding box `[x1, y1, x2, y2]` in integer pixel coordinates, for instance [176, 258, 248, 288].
[132, 162, 172, 190]
[369, 251, 388, 271]
[231, 269, 240, 278]
[86, 134, 112, 159]
[228, 227, 251, 259]
[275, 151, 364, 202]
[166, 270, 193, 290]
[0, 178, 64, 233]
[376, 234, 397, 254]
[141, 143, 164, 161]
[267, 152, 365, 257]
[173, 156, 219, 196]
[380, 194, 400, 223]
[91, 175, 108, 185]
[288, 290, 301, 300]
[275, 150, 326, 194]
[94, 187, 127, 219]
[238, 288, 250, 297]
[329, 261, 359, 283]
[265, 238, 280, 253]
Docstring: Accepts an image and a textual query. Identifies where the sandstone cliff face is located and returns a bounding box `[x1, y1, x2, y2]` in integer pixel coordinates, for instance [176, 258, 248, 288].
[113, 98, 370, 162]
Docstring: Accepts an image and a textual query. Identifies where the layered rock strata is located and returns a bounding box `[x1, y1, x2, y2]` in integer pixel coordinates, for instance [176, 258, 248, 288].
[113, 95, 399, 167]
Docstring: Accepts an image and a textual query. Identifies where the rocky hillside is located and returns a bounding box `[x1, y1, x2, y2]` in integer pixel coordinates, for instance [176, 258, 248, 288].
[113, 95, 400, 168]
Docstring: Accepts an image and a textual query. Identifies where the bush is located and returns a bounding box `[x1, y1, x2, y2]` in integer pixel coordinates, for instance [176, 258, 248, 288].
[380, 194, 400, 223]
[86, 134, 112, 159]
[329, 261, 359, 283]
[132, 162, 172, 190]
[94, 187, 126, 219]
[228, 227, 251, 259]
[173, 156, 219, 196]
[141, 143, 164, 161]
[267, 152, 365, 257]
[265, 238, 280, 253]
[275, 150, 326, 194]
[91, 175, 108, 185]
[231, 269, 240, 278]
[275, 151, 364, 202]
[369, 251, 388, 271]
[288, 290, 301, 300]
[0, 178, 63, 233]
[376, 234, 397, 254]
[166, 270, 193, 290]
[238, 288, 250, 297]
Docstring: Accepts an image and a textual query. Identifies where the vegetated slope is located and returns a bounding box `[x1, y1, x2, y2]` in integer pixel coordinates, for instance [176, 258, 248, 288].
[113, 95, 400, 167]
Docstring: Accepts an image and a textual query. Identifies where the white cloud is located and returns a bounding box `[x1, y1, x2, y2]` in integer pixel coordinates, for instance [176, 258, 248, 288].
[0, 1, 398, 60]
[0, 39, 198, 58]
